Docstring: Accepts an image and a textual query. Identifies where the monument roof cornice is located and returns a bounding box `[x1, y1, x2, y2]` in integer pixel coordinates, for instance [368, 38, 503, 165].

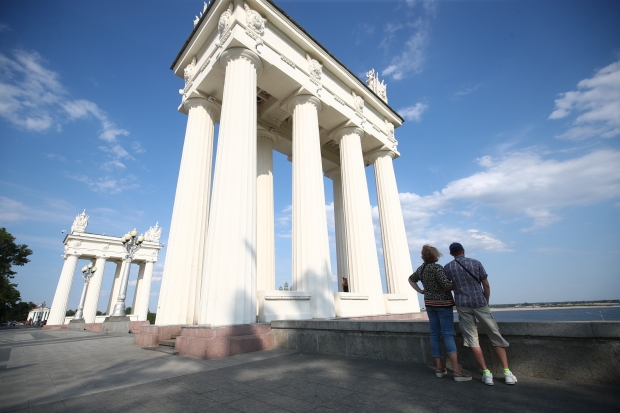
[171, 0, 404, 125]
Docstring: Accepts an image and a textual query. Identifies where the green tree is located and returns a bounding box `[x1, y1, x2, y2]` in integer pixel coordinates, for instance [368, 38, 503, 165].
[124, 307, 132, 315]
[66, 309, 76, 316]
[147, 310, 156, 325]
[0, 228, 33, 321]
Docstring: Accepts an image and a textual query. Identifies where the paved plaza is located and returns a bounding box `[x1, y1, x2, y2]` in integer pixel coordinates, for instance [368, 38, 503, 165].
[0, 327, 618, 413]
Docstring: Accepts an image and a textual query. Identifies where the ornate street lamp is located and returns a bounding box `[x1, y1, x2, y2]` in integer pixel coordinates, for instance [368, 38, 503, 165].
[110, 229, 144, 317]
[73, 263, 97, 321]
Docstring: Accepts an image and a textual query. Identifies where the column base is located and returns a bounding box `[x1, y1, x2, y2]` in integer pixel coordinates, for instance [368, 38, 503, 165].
[257, 290, 313, 323]
[67, 319, 86, 331]
[383, 294, 420, 314]
[102, 316, 131, 334]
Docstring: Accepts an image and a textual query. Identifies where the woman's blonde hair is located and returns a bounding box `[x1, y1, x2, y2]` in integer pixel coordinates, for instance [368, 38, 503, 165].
[421, 244, 443, 263]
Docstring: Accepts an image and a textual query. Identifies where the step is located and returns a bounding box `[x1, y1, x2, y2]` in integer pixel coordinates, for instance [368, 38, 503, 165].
[142, 346, 179, 355]
[159, 339, 176, 347]
[171, 333, 180, 339]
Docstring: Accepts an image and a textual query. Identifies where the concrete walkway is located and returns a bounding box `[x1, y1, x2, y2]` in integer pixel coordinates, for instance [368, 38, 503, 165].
[0, 327, 618, 413]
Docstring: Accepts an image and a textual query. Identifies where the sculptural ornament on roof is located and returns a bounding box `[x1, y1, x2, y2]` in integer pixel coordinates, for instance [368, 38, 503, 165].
[144, 222, 163, 243]
[245, 3, 266, 35]
[71, 210, 89, 234]
[366, 69, 388, 103]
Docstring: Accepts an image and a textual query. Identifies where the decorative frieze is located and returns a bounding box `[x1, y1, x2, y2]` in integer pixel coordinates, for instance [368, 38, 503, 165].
[352, 90, 364, 113]
[366, 69, 388, 103]
[306, 54, 323, 95]
[281, 54, 296, 69]
[334, 95, 345, 105]
[179, 57, 197, 96]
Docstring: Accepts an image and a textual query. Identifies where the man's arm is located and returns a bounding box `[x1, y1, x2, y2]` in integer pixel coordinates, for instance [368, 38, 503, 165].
[482, 279, 490, 304]
[443, 283, 454, 292]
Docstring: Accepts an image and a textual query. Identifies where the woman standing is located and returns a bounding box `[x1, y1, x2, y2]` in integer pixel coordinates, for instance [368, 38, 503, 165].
[409, 244, 471, 381]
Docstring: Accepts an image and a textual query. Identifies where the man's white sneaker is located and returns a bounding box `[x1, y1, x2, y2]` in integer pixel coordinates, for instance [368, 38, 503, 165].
[482, 372, 494, 386]
[504, 372, 518, 385]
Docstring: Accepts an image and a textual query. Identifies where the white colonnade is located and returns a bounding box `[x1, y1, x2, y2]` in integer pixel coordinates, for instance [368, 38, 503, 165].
[157, 0, 419, 326]
[47, 213, 162, 326]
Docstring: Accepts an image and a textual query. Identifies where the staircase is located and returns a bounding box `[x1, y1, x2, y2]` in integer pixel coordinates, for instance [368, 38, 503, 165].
[143, 333, 180, 355]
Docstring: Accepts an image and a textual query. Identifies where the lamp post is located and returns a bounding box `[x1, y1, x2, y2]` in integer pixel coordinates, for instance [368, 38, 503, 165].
[73, 263, 97, 320]
[110, 229, 144, 317]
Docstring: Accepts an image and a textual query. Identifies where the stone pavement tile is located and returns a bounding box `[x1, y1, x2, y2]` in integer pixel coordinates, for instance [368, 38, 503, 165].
[204, 388, 249, 404]
[224, 397, 275, 413]
[194, 406, 244, 413]
[0, 395, 29, 413]
[306, 407, 338, 413]
[29, 400, 68, 413]
[61, 395, 106, 412]
[253, 391, 321, 412]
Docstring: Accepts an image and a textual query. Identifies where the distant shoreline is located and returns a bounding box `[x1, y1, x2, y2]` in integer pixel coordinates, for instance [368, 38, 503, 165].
[489, 305, 620, 312]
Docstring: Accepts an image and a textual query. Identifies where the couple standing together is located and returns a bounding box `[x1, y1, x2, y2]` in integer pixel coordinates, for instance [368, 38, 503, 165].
[408, 242, 517, 386]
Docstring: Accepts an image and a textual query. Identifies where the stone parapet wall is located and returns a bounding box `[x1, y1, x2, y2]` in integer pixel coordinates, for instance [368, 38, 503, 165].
[134, 325, 183, 347]
[271, 320, 620, 386]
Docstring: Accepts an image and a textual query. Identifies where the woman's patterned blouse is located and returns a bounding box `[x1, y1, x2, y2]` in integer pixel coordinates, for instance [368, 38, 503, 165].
[409, 263, 455, 307]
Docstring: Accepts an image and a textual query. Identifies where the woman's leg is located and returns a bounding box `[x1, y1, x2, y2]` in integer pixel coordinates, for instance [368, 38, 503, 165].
[437, 307, 462, 372]
[426, 307, 444, 370]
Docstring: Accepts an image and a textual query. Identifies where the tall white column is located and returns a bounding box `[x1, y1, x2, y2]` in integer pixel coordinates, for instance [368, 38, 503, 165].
[325, 167, 347, 292]
[131, 263, 146, 311]
[47, 254, 79, 325]
[289, 94, 335, 318]
[335, 126, 385, 315]
[134, 261, 154, 321]
[83, 256, 107, 323]
[156, 97, 219, 326]
[106, 261, 124, 315]
[198, 47, 263, 326]
[257, 130, 276, 292]
[369, 150, 417, 305]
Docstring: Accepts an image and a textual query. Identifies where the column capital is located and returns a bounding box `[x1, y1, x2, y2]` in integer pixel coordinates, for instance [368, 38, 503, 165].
[257, 129, 278, 144]
[183, 96, 221, 113]
[324, 167, 341, 180]
[366, 148, 397, 164]
[219, 47, 264, 77]
[287, 94, 322, 114]
[332, 125, 364, 144]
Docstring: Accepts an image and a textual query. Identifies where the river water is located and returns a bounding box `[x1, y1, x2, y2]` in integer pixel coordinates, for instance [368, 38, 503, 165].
[454, 306, 620, 322]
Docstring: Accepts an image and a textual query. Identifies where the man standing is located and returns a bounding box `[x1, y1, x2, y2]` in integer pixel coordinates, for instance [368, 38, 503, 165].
[444, 242, 517, 386]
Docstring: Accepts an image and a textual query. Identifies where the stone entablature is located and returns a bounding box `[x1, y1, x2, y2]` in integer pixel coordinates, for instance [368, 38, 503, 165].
[63, 232, 161, 263]
[173, 0, 402, 171]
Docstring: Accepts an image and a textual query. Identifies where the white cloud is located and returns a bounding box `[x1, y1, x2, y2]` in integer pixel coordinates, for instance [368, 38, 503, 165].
[0, 196, 74, 224]
[382, 1, 436, 80]
[400, 148, 620, 234]
[398, 103, 428, 122]
[0, 50, 143, 193]
[70, 174, 139, 195]
[549, 59, 620, 140]
[45, 153, 66, 161]
[454, 84, 481, 97]
[0, 23, 10, 33]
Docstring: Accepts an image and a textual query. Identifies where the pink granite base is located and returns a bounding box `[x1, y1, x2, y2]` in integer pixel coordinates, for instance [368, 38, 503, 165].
[175, 324, 273, 360]
[42, 324, 67, 330]
[133, 325, 182, 347]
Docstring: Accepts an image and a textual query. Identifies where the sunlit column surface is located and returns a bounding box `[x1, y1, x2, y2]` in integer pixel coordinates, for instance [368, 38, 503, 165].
[131, 263, 146, 311]
[369, 150, 417, 308]
[134, 261, 154, 321]
[257, 130, 276, 292]
[290, 94, 335, 318]
[335, 126, 385, 315]
[83, 256, 107, 323]
[156, 97, 219, 326]
[199, 47, 262, 326]
[48, 254, 79, 325]
[107, 261, 125, 315]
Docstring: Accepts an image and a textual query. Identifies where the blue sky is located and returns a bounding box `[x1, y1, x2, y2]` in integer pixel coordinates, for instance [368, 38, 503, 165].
[1, 0, 619, 313]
